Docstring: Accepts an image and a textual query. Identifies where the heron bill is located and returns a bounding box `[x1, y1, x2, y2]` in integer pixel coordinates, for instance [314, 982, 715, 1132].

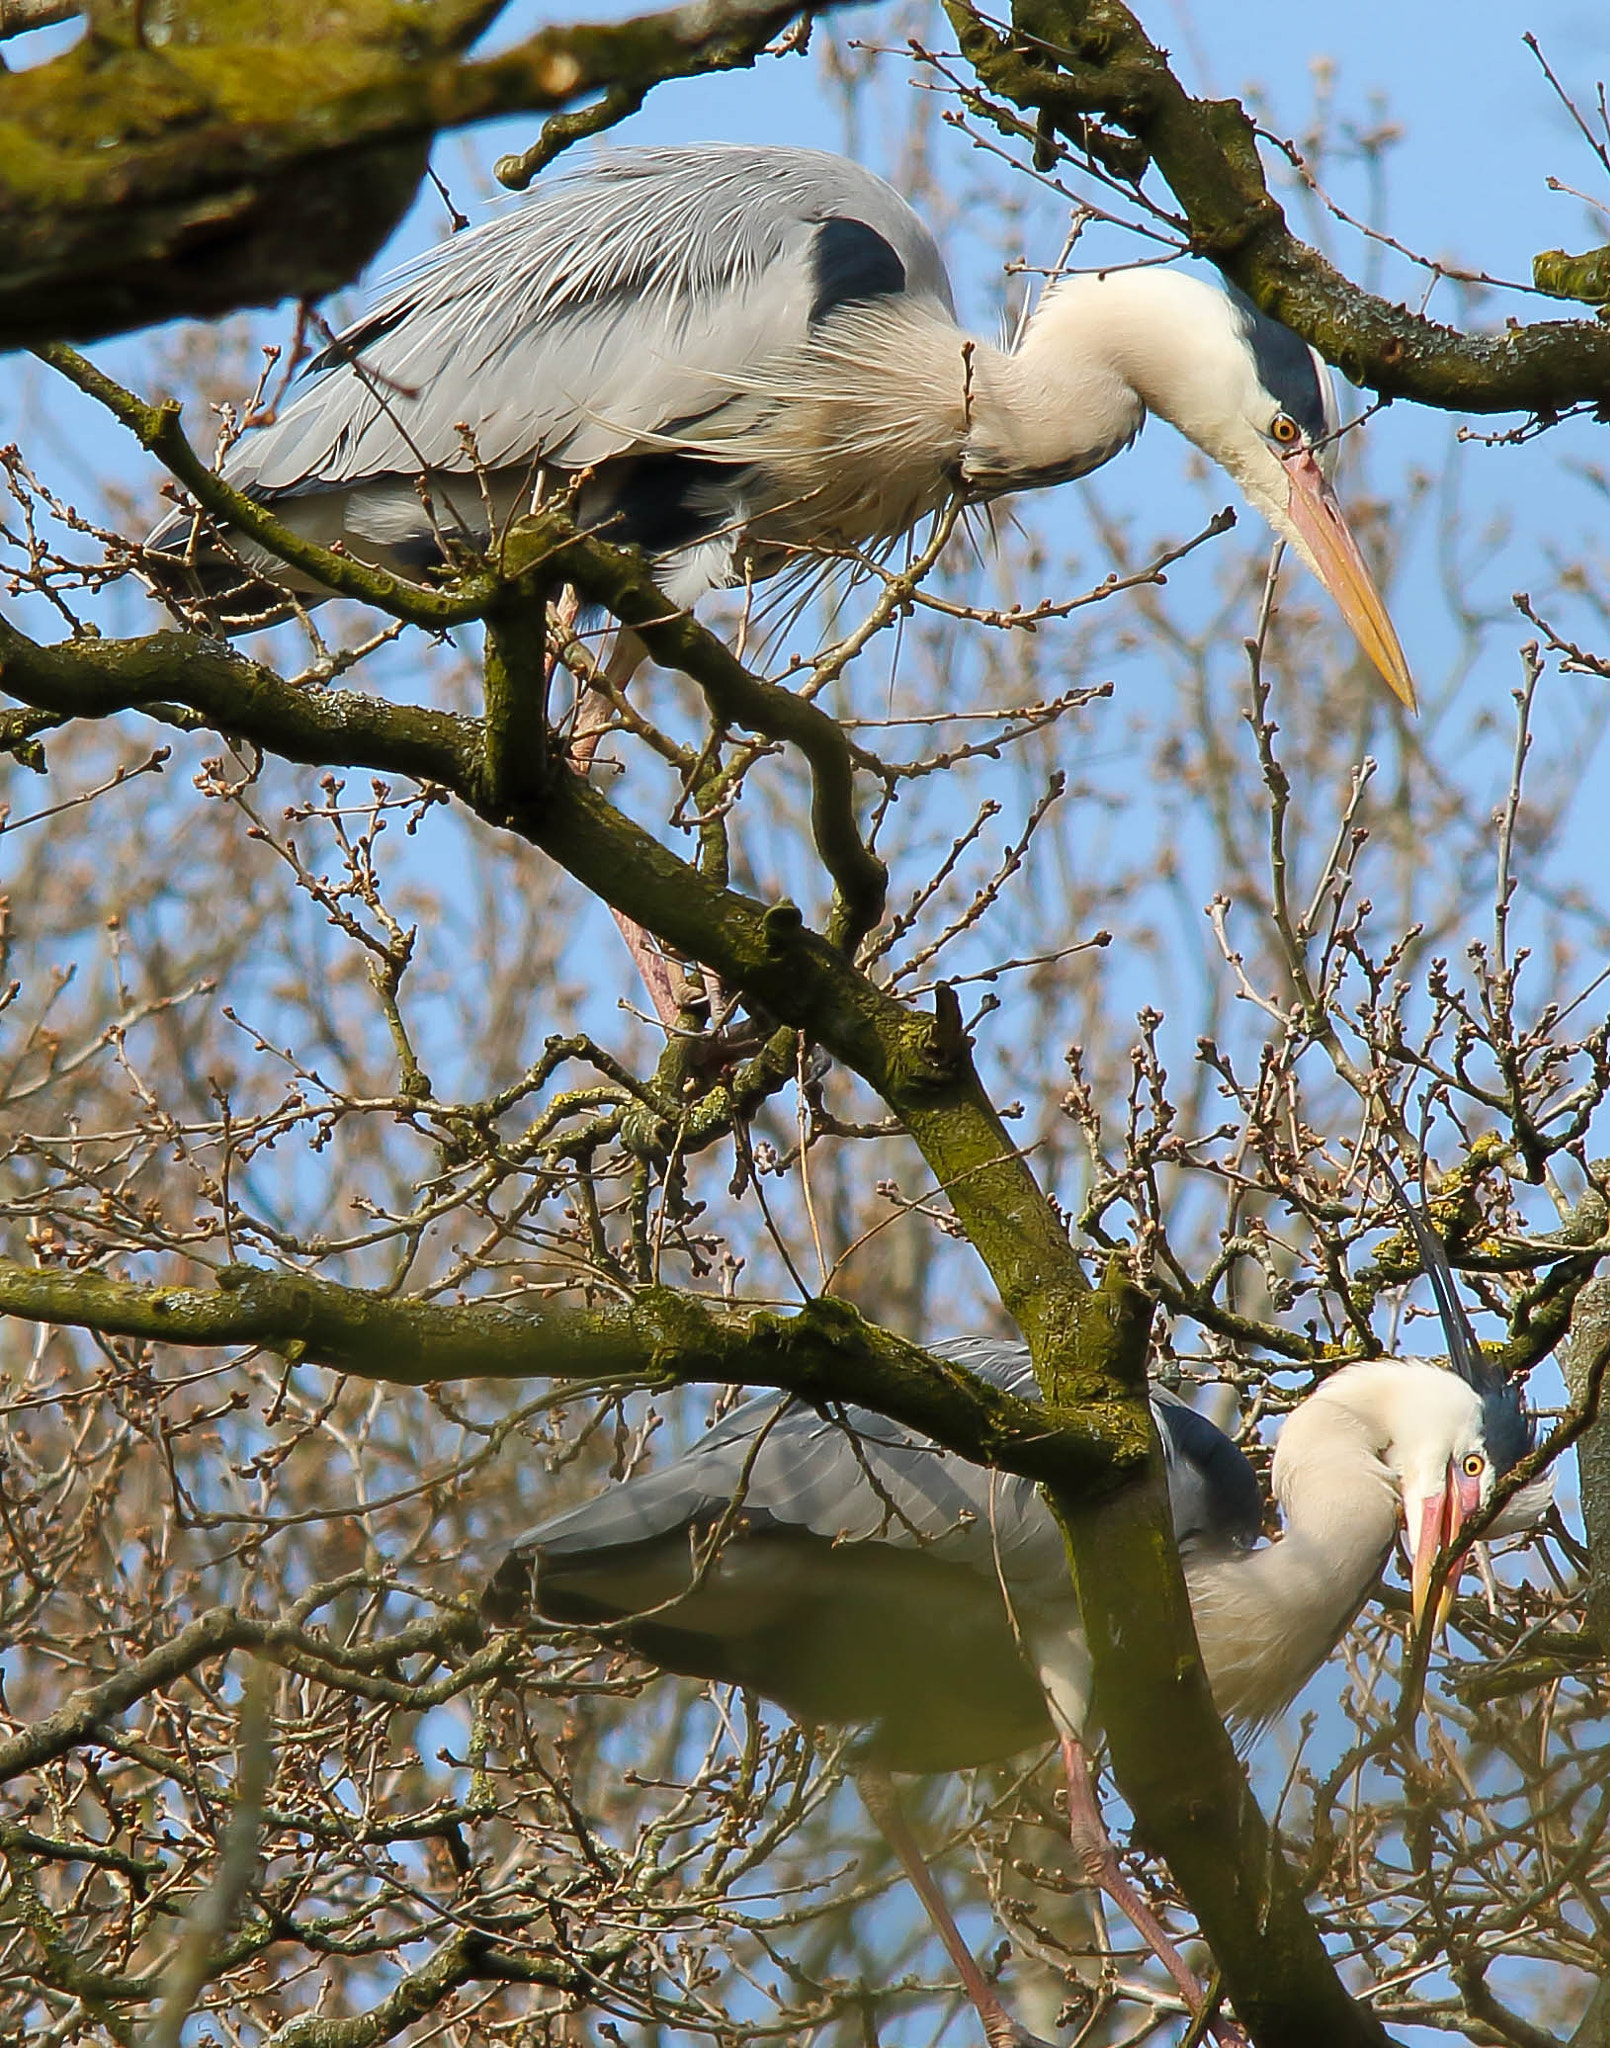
[1283, 446, 1417, 712]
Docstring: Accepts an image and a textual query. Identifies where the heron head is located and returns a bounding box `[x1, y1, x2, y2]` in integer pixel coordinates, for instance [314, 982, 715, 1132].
[1378, 1362, 1550, 1635]
[1391, 1373, 1504, 1636]
[1179, 286, 1417, 712]
[1371, 1160, 1553, 1633]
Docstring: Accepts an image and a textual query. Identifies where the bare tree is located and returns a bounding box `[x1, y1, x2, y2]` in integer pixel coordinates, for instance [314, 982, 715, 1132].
[0, 2, 1606, 2044]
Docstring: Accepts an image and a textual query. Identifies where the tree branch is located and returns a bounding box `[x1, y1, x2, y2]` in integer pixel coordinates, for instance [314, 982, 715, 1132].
[0, 0, 832, 347]
[0, 1258, 1138, 1495]
[503, 514, 889, 950]
[0, 612, 484, 787]
[948, 0, 1610, 413]
[38, 343, 498, 630]
[263, 1926, 621, 2048]
[0, 0, 78, 39]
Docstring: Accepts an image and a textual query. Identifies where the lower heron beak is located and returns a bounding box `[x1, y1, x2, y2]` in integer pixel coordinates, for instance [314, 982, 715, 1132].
[1282, 447, 1417, 712]
[1409, 1460, 1485, 1636]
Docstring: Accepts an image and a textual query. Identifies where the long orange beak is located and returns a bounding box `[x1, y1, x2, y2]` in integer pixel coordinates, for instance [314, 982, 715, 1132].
[1283, 447, 1417, 712]
[1409, 1460, 1485, 1636]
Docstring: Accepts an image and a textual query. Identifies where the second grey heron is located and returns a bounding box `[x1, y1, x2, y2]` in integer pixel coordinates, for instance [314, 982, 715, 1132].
[486, 1237, 1549, 2046]
[147, 144, 1415, 707]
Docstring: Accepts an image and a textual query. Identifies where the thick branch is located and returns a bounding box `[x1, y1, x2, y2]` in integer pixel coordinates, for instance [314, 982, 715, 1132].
[0, 0, 827, 346]
[1044, 1283, 1393, 2048]
[0, 614, 483, 786]
[263, 1927, 611, 2048]
[0, 0, 78, 38]
[1566, 1278, 1610, 1642]
[948, 0, 1610, 413]
[0, 1260, 1136, 1496]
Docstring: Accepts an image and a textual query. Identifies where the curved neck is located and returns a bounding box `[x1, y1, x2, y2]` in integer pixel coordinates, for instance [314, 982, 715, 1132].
[959, 287, 1147, 495]
[959, 267, 1263, 502]
[1186, 1402, 1400, 1727]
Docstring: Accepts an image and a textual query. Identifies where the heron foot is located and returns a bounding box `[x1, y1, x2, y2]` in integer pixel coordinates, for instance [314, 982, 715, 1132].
[981, 2021, 1056, 2048]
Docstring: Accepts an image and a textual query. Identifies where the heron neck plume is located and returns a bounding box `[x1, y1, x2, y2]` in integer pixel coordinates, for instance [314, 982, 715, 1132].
[1187, 1373, 1403, 1727]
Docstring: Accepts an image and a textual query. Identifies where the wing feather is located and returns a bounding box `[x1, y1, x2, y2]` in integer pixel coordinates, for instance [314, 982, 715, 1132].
[227, 145, 956, 500]
[511, 1333, 1258, 1625]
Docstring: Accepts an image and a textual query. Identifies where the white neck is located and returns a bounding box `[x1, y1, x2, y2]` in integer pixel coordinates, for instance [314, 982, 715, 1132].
[1185, 1378, 1402, 1727]
[960, 268, 1268, 501]
[960, 285, 1148, 493]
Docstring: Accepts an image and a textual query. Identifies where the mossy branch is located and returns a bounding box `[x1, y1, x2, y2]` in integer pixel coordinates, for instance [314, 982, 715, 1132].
[0, 0, 829, 347]
[481, 575, 554, 813]
[0, 611, 483, 788]
[261, 1927, 620, 2047]
[0, 1258, 1138, 1493]
[947, 0, 1610, 414]
[1534, 246, 1610, 307]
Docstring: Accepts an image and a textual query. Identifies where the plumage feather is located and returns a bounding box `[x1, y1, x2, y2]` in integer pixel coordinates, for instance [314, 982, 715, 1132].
[140, 144, 1413, 707]
[488, 1338, 1548, 1768]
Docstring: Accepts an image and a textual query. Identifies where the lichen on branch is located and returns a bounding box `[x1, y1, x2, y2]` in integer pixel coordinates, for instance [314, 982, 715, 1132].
[0, 0, 833, 346]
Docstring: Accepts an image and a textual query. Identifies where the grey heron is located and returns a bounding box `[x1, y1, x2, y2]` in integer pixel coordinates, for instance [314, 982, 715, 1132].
[485, 1231, 1548, 2043]
[147, 144, 1414, 708]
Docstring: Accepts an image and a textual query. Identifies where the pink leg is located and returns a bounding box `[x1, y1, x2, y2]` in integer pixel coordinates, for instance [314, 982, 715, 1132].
[565, 624, 642, 777]
[559, 621, 692, 1030]
[607, 906, 687, 1028]
[856, 1768, 1052, 2048]
[1059, 1736, 1246, 2048]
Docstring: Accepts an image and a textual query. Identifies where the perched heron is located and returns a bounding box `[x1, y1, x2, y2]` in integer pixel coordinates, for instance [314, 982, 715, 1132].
[486, 1209, 1549, 2045]
[147, 144, 1414, 707]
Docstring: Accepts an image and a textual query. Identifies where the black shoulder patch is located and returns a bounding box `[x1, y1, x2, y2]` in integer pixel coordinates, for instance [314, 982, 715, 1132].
[593, 452, 739, 557]
[1226, 285, 1329, 443]
[810, 216, 907, 325]
[1155, 1394, 1264, 1550]
[303, 302, 414, 379]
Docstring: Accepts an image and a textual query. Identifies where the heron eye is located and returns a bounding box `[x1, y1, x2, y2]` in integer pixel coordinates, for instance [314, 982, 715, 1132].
[1462, 1453, 1485, 1478]
[1270, 413, 1300, 445]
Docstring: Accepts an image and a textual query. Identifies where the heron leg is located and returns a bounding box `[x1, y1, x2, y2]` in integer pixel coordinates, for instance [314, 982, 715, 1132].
[856, 1767, 1052, 2048]
[567, 625, 646, 776]
[549, 607, 693, 1028]
[1058, 1737, 1245, 2048]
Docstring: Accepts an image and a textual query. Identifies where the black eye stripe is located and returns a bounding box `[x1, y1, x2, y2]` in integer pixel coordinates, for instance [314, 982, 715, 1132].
[1227, 285, 1332, 443]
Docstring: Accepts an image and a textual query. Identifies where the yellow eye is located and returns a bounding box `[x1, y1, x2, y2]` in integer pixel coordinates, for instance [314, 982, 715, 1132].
[1462, 1454, 1485, 1478]
[1271, 413, 1300, 445]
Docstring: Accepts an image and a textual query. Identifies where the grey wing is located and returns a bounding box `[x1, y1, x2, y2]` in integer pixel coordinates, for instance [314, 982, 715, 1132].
[226, 144, 957, 500]
[515, 1332, 1257, 1591]
[933, 1340, 1262, 1554]
[1152, 1386, 1263, 1550]
[521, 1334, 1062, 1599]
